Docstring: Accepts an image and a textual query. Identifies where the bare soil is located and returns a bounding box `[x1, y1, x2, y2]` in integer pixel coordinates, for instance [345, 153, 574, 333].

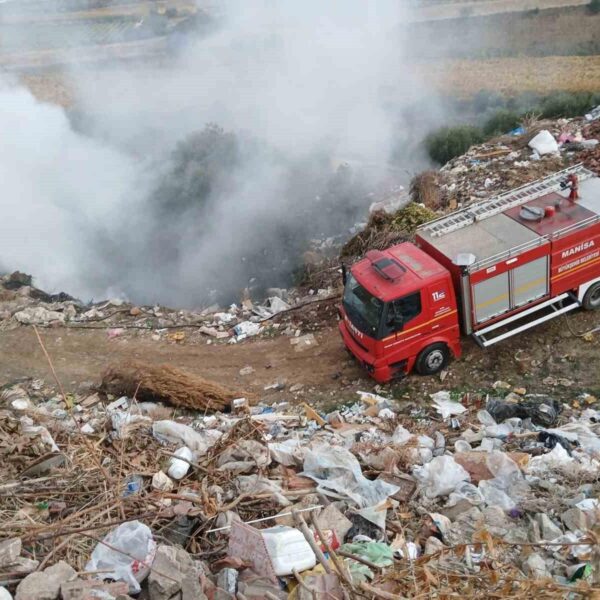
[2, 305, 600, 406]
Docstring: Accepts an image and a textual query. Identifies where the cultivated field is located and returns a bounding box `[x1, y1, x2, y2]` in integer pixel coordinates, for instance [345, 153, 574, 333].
[420, 55, 600, 97]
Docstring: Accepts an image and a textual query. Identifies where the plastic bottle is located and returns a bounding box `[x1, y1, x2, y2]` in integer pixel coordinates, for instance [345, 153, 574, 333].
[167, 447, 192, 480]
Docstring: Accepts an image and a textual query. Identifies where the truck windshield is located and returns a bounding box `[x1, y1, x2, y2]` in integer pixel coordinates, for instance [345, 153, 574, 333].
[343, 273, 384, 338]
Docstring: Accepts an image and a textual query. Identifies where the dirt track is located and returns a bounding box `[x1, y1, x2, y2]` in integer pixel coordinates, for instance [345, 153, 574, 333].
[2, 305, 600, 405]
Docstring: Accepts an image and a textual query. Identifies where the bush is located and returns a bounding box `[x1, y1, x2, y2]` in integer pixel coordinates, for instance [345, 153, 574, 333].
[538, 91, 600, 119]
[589, 0, 600, 14]
[472, 90, 505, 114]
[482, 109, 522, 136]
[425, 125, 484, 165]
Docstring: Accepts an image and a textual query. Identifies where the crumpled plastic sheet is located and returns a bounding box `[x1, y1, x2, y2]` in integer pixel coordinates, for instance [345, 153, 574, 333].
[341, 541, 393, 571]
[545, 422, 600, 455]
[302, 444, 399, 508]
[152, 420, 222, 456]
[268, 439, 305, 467]
[217, 440, 271, 474]
[20, 416, 59, 452]
[413, 455, 470, 499]
[236, 474, 291, 506]
[477, 451, 527, 511]
[85, 520, 156, 593]
[431, 391, 467, 420]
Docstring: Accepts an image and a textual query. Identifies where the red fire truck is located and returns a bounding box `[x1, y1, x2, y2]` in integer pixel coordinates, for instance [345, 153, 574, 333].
[339, 164, 600, 381]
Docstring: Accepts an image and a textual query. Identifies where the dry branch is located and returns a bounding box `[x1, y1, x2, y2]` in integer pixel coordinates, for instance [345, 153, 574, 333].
[101, 361, 245, 412]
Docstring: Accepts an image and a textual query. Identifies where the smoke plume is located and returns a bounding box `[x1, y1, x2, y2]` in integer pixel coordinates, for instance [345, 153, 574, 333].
[0, 1, 439, 306]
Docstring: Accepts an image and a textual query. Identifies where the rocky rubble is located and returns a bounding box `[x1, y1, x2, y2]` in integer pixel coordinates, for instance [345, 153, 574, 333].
[434, 115, 600, 211]
[2, 375, 600, 598]
[0, 271, 338, 346]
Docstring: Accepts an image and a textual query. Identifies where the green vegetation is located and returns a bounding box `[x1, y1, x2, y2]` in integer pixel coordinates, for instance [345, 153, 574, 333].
[425, 126, 484, 165]
[426, 91, 600, 165]
[589, 0, 600, 14]
[482, 109, 521, 136]
[537, 91, 600, 119]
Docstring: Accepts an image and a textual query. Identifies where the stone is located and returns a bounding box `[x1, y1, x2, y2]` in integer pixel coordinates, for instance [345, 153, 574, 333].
[239, 366, 255, 376]
[61, 580, 129, 600]
[129, 307, 142, 316]
[532, 513, 563, 542]
[148, 545, 206, 600]
[441, 498, 474, 521]
[316, 504, 353, 543]
[215, 568, 238, 600]
[562, 507, 589, 533]
[0, 538, 21, 568]
[7, 557, 39, 575]
[152, 471, 174, 492]
[15, 561, 76, 600]
[453, 452, 493, 483]
[479, 506, 510, 537]
[424, 536, 446, 555]
[453, 451, 527, 484]
[0, 588, 12, 600]
[290, 333, 318, 352]
[523, 553, 550, 579]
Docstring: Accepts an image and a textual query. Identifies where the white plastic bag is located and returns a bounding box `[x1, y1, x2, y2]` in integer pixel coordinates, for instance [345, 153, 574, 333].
[446, 481, 484, 507]
[85, 521, 156, 593]
[478, 480, 516, 512]
[233, 321, 261, 339]
[413, 455, 470, 498]
[528, 130, 559, 155]
[302, 444, 399, 507]
[268, 439, 305, 466]
[152, 421, 222, 455]
[431, 391, 467, 419]
[486, 451, 521, 485]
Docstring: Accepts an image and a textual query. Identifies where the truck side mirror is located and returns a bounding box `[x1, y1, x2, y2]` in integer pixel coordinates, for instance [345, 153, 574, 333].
[341, 263, 347, 286]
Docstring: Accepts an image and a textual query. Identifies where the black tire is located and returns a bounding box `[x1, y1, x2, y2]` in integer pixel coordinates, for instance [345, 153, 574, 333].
[583, 282, 600, 310]
[415, 343, 450, 376]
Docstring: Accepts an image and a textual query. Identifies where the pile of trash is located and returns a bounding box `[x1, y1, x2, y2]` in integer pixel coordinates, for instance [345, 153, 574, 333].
[2, 373, 600, 598]
[435, 114, 600, 211]
[0, 271, 338, 345]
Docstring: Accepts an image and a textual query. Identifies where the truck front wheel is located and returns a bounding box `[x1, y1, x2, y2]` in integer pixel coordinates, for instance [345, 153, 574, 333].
[415, 343, 450, 376]
[583, 282, 600, 310]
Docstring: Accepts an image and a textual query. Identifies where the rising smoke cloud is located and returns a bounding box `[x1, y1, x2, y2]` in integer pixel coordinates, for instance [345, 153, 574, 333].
[0, 1, 440, 306]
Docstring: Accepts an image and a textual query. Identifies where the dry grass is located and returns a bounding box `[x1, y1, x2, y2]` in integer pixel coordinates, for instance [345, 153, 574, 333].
[420, 55, 600, 98]
[410, 170, 443, 210]
[101, 361, 244, 412]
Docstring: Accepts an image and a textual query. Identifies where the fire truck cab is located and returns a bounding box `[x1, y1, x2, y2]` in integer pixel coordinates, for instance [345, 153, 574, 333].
[339, 164, 600, 382]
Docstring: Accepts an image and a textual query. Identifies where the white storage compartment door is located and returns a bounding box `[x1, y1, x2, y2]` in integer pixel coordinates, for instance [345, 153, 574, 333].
[511, 256, 548, 308]
[473, 272, 510, 324]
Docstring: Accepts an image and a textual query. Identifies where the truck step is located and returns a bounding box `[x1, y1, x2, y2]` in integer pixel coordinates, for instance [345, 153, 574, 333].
[472, 293, 580, 348]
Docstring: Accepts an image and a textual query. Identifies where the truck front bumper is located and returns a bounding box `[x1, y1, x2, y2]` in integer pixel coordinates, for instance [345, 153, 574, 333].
[338, 321, 398, 383]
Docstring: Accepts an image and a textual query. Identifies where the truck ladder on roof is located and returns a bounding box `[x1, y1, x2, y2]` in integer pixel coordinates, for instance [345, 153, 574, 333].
[420, 164, 595, 238]
[472, 293, 580, 348]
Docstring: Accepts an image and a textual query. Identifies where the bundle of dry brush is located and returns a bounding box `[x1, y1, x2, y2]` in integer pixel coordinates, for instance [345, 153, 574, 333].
[101, 361, 244, 412]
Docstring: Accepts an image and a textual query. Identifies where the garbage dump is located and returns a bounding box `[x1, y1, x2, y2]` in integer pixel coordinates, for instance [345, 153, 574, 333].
[0, 271, 339, 348]
[2, 375, 600, 599]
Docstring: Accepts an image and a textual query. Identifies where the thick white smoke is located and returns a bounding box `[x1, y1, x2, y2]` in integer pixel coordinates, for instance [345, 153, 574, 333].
[0, 81, 144, 300]
[0, 1, 439, 306]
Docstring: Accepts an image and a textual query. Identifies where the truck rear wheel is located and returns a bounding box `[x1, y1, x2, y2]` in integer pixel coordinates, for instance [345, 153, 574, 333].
[415, 343, 449, 376]
[583, 282, 600, 310]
